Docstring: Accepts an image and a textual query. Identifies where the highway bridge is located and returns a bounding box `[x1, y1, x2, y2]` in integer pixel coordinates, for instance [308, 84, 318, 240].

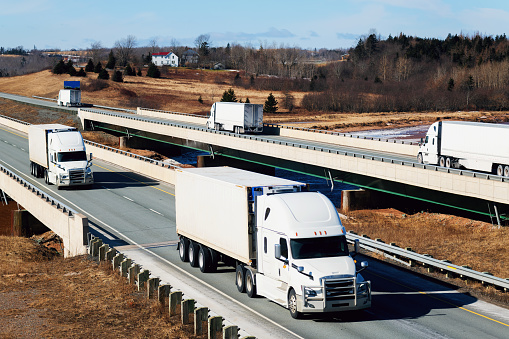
[1, 93, 509, 338]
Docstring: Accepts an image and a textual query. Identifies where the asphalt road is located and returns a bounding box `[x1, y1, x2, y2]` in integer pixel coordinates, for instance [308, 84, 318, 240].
[1, 122, 509, 338]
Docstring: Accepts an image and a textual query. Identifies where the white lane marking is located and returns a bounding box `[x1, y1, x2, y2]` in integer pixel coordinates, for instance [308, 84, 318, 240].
[123, 196, 133, 201]
[89, 224, 116, 240]
[0, 159, 303, 339]
[149, 208, 163, 216]
[101, 185, 110, 191]
[20, 148, 25, 151]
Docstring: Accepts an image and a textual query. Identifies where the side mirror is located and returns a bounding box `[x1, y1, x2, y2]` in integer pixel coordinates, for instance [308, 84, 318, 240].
[274, 244, 281, 259]
[361, 261, 368, 268]
[354, 239, 360, 254]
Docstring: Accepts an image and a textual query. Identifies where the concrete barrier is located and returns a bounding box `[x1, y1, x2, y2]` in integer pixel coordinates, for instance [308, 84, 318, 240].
[0, 165, 88, 257]
[137, 107, 207, 125]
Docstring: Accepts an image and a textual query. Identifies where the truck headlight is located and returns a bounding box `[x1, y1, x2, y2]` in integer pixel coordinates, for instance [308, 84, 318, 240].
[304, 287, 317, 297]
[61, 174, 68, 179]
[357, 283, 368, 294]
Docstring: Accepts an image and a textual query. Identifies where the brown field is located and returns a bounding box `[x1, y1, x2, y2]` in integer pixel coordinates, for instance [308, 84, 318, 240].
[1, 69, 508, 131]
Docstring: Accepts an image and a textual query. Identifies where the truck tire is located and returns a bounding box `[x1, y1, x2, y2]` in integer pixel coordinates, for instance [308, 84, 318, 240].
[188, 241, 199, 267]
[198, 245, 212, 273]
[288, 289, 301, 319]
[235, 264, 246, 293]
[439, 156, 445, 167]
[245, 269, 256, 298]
[208, 248, 218, 272]
[497, 165, 504, 176]
[44, 169, 52, 185]
[417, 153, 423, 164]
[445, 157, 451, 168]
[178, 237, 189, 262]
[504, 166, 509, 177]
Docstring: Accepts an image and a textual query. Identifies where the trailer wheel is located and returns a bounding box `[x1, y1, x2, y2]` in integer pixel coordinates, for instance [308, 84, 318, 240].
[417, 153, 423, 164]
[504, 166, 509, 177]
[288, 289, 301, 319]
[188, 241, 199, 267]
[236, 264, 246, 293]
[208, 248, 218, 272]
[439, 156, 445, 167]
[497, 165, 504, 176]
[198, 245, 212, 273]
[178, 237, 189, 262]
[245, 269, 256, 298]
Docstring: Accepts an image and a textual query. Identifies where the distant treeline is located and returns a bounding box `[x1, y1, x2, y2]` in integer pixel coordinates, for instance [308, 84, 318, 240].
[301, 33, 509, 112]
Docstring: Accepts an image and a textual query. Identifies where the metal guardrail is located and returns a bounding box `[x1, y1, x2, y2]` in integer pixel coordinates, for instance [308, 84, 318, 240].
[84, 140, 182, 170]
[346, 232, 509, 291]
[0, 163, 77, 217]
[33, 95, 56, 102]
[0, 113, 30, 126]
[79, 108, 509, 184]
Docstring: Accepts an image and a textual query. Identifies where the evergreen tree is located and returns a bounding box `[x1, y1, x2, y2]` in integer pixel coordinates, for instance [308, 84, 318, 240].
[146, 62, 161, 78]
[94, 62, 103, 73]
[66, 60, 74, 74]
[85, 59, 94, 72]
[52, 60, 66, 74]
[264, 93, 278, 113]
[198, 95, 203, 104]
[98, 69, 109, 80]
[112, 70, 123, 82]
[106, 50, 116, 69]
[125, 64, 136, 76]
[245, 97, 250, 103]
[220, 88, 237, 102]
[77, 67, 87, 77]
[137, 68, 142, 76]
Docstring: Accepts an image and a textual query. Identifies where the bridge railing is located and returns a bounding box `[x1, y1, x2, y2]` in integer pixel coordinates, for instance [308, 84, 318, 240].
[346, 232, 509, 291]
[79, 108, 509, 184]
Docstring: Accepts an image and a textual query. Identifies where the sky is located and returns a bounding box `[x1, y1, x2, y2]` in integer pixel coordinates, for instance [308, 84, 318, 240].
[1, 0, 509, 51]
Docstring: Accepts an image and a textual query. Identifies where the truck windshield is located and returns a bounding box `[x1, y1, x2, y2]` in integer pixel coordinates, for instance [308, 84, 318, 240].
[58, 151, 87, 162]
[290, 236, 349, 260]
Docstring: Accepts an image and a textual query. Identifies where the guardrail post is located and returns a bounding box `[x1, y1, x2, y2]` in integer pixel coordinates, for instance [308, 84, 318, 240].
[194, 307, 208, 335]
[106, 248, 117, 262]
[181, 299, 195, 325]
[89, 238, 102, 257]
[120, 258, 132, 277]
[147, 277, 160, 299]
[137, 270, 150, 291]
[112, 253, 124, 271]
[223, 325, 238, 339]
[128, 264, 140, 285]
[98, 244, 109, 261]
[169, 291, 183, 316]
[208, 316, 223, 339]
[158, 284, 171, 306]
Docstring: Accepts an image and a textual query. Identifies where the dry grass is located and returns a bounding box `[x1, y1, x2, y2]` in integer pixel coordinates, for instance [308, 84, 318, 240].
[0, 236, 198, 338]
[2, 69, 508, 132]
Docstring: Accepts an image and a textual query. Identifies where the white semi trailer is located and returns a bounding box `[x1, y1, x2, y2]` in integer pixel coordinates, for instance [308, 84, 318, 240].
[175, 167, 371, 319]
[206, 102, 263, 134]
[57, 81, 82, 107]
[29, 124, 94, 188]
[417, 121, 509, 176]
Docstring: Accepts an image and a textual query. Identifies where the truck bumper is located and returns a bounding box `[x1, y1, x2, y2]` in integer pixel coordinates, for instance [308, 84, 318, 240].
[298, 293, 371, 313]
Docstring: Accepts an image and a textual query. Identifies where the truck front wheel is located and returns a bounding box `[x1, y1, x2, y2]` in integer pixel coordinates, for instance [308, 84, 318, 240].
[178, 237, 189, 262]
[417, 153, 423, 164]
[288, 289, 301, 319]
[236, 264, 246, 293]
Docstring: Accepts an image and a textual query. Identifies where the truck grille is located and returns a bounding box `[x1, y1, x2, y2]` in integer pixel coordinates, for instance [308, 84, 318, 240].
[324, 278, 355, 301]
[69, 169, 85, 183]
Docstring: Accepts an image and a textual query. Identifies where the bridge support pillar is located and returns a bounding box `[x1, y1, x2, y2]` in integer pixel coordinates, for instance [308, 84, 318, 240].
[341, 189, 373, 212]
[12, 209, 47, 237]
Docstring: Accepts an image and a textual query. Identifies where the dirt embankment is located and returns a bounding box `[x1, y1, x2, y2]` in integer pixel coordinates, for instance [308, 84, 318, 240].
[0, 235, 196, 338]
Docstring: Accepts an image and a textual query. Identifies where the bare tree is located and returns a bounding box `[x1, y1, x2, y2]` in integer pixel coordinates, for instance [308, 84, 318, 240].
[89, 41, 103, 63]
[114, 35, 137, 67]
[149, 38, 159, 54]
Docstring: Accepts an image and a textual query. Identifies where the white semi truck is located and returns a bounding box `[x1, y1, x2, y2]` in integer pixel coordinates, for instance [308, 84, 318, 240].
[175, 167, 371, 319]
[206, 102, 263, 134]
[29, 124, 94, 188]
[417, 121, 509, 176]
[57, 81, 81, 107]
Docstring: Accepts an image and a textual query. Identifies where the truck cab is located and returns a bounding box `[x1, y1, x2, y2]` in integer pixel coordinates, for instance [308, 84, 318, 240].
[418, 122, 440, 165]
[255, 191, 371, 318]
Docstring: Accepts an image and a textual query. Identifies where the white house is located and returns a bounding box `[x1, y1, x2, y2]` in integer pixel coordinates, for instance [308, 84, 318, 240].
[152, 52, 179, 67]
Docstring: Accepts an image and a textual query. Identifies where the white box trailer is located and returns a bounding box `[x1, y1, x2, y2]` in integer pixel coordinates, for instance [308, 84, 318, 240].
[29, 124, 93, 188]
[57, 89, 81, 107]
[206, 102, 263, 134]
[418, 121, 509, 176]
[175, 167, 371, 318]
